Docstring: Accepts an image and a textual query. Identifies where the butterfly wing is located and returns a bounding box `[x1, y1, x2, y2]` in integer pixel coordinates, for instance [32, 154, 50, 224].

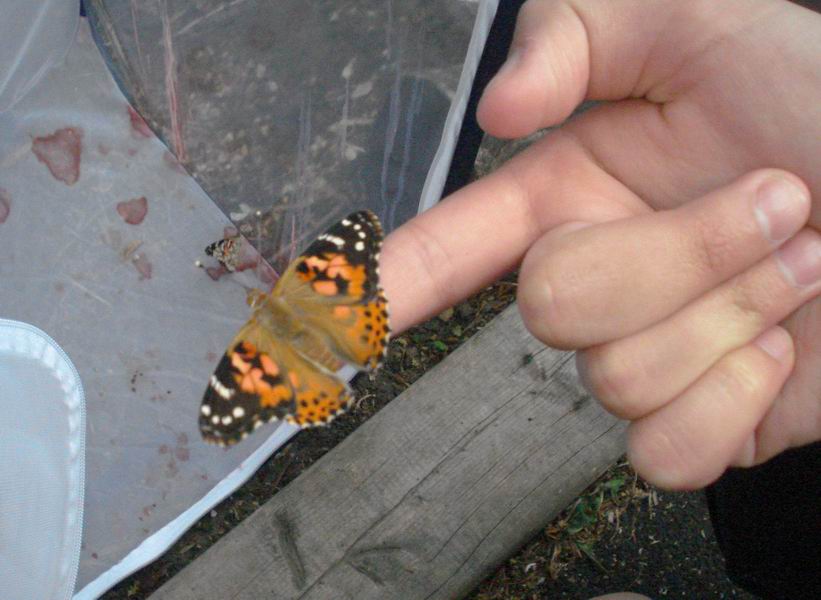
[204, 236, 242, 272]
[279, 344, 353, 428]
[274, 210, 391, 371]
[199, 318, 353, 445]
[200, 321, 295, 445]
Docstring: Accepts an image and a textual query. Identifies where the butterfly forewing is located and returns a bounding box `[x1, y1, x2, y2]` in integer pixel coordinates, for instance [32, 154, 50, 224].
[277, 210, 391, 370]
[275, 210, 383, 305]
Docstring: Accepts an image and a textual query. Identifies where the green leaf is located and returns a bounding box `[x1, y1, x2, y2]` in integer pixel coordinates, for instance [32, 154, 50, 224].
[602, 477, 625, 497]
[432, 340, 448, 352]
[567, 496, 601, 533]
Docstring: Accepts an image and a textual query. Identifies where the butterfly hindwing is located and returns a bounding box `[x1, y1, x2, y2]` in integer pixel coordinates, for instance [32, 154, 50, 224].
[282, 349, 353, 427]
[200, 325, 296, 445]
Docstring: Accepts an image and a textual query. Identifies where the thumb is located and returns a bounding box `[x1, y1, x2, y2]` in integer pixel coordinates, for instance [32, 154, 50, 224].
[476, 0, 770, 138]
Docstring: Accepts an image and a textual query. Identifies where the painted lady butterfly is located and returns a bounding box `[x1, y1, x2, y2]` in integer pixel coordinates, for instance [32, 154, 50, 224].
[204, 235, 242, 272]
[200, 210, 390, 446]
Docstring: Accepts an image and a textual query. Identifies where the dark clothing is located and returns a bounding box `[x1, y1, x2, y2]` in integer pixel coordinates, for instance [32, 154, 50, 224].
[707, 442, 821, 600]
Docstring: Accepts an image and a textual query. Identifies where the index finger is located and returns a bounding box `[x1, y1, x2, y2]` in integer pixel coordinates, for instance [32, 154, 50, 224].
[380, 133, 646, 333]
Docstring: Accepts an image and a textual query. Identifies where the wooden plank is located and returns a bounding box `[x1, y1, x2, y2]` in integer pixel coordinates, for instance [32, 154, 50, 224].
[153, 304, 627, 600]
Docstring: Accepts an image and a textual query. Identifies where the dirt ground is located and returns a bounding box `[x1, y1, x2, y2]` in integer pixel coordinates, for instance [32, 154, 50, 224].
[470, 462, 757, 599]
[104, 133, 756, 599]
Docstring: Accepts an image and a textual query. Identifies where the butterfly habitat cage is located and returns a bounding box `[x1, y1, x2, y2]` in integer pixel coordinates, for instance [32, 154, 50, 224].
[0, 0, 499, 597]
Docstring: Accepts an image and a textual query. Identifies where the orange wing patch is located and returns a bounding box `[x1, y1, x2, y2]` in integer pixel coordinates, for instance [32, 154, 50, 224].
[311, 288, 390, 371]
[294, 251, 369, 299]
[283, 356, 352, 427]
[349, 290, 390, 370]
[228, 342, 291, 407]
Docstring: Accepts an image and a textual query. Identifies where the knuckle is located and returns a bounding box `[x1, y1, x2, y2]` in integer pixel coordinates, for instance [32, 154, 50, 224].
[690, 212, 738, 277]
[725, 276, 768, 328]
[517, 275, 560, 346]
[518, 252, 578, 348]
[628, 422, 708, 491]
[712, 355, 764, 402]
[578, 346, 652, 419]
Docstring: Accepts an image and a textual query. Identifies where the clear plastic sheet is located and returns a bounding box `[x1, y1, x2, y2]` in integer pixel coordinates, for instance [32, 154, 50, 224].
[0, 1, 79, 112]
[85, 0, 479, 271]
[0, 1, 492, 596]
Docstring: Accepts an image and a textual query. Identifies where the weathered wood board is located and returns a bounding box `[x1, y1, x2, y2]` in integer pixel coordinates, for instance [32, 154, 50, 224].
[153, 304, 627, 599]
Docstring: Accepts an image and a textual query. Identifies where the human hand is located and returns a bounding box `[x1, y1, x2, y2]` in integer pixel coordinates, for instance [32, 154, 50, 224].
[380, 0, 821, 489]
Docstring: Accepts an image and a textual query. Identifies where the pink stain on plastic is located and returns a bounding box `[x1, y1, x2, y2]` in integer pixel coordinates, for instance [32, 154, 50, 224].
[128, 105, 153, 138]
[132, 253, 152, 280]
[116, 196, 148, 225]
[0, 188, 10, 223]
[31, 127, 83, 185]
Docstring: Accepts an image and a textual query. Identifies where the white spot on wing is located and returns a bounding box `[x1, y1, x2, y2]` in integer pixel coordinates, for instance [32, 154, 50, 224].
[355, 241, 365, 251]
[201, 404, 212, 416]
[210, 375, 235, 399]
[233, 406, 245, 418]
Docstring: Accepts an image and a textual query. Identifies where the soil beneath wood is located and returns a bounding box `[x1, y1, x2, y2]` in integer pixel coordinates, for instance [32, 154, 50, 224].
[470, 461, 756, 600]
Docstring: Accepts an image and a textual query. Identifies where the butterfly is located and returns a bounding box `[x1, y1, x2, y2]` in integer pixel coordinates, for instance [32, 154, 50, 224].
[199, 210, 390, 446]
[204, 235, 242, 272]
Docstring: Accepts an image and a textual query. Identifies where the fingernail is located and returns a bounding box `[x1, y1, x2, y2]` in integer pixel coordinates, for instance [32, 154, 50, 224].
[754, 176, 809, 244]
[775, 232, 821, 287]
[754, 327, 791, 361]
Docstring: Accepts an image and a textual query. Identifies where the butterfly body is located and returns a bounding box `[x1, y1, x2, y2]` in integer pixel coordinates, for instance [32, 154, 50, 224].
[200, 210, 390, 446]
